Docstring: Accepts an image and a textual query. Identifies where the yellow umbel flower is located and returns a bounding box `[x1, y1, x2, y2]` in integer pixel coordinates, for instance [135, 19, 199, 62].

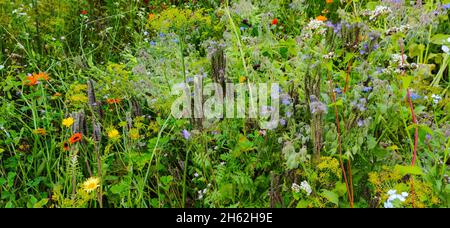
[108, 129, 120, 139]
[62, 117, 74, 128]
[82, 177, 100, 193]
[129, 128, 140, 140]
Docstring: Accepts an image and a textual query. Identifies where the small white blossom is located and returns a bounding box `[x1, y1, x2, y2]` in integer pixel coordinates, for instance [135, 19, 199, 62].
[291, 183, 301, 193]
[370, 6, 392, 21]
[300, 181, 312, 196]
[384, 201, 394, 208]
[442, 45, 449, 54]
[431, 94, 442, 105]
[0, 65, 4, 70]
[384, 189, 408, 208]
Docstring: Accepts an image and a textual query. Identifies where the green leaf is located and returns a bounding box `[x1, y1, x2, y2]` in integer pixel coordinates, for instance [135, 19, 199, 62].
[296, 200, 309, 208]
[5, 201, 13, 208]
[33, 198, 49, 208]
[367, 136, 377, 150]
[402, 76, 413, 89]
[321, 190, 339, 205]
[110, 181, 129, 195]
[343, 52, 354, 64]
[335, 182, 348, 197]
[414, 106, 426, 115]
[430, 34, 450, 45]
[394, 165, 423, 176]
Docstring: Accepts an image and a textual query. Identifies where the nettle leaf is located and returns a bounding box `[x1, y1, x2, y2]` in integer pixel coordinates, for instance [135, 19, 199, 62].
[394, 165, 423, 176]
[282, 142, 309, 170]
[110, 181, 129, 195]
[402, 75, 413, 89]
[335, 182, 348, 197]
[321, 190, 339, 206]
[430, 34, 450, 45]
[419, 124, 434, 136]
[414, 106, 426, 116]
[408, 43, 425, 58]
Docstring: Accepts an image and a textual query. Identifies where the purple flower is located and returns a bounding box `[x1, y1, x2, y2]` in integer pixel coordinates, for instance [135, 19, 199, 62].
[309, 101, 328, 114]
[334, 87, 342, 95]
[362, 86, 373, 93]
[286, 111, 292, 118]
[280, 119, 287, 126]
[182, 129, 191, 140]
[443, 3, 450, 10]
[426, 134, 432, 141]
[150, 41, 156, 46]
[357, 119, 367, 127]
[282, 97, 291, 105]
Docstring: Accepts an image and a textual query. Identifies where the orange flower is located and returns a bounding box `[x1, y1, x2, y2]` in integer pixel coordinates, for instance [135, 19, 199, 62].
[27, 75, 39, 86]
[326, 0, 333, 4]
[148, 13, 155, 20]
[106, 98, 121, 104]
[26, 72, 49, 86]
[316, 15, 327, 21]
[81, 10, 88, 15]
[69, 133, 83, 144]
[35, 72, 49, 81]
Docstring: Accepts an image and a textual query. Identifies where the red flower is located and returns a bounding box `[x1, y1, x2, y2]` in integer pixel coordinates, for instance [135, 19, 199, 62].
[271, 18, 278, 25]
[69, 133, 83, 144]
[81, 10, 88, 15]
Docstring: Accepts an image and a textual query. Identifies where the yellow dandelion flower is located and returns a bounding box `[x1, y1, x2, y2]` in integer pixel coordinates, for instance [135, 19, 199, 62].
[108, 128, 120, 139]
[82, 177, 100, 193]
[239, 76, 247, 83]
[62, 117, 74, 128]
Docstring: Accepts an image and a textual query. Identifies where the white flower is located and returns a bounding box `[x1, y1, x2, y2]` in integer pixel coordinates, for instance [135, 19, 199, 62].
[198, 190, 204, 200]
[370, 6, 392, 21]
[291, 183, 301, 193]
[384, 190, 409, 208]
[391, 54, 407, 64]
[442, 45, 449, 54]
[0, 65, 4, 70]
[431, 94, 442, 104]
[387, 189, 397, 195]
[194, 172, 199, 178]
[300, 181, 312, 196]
[384, 201, 394, 208]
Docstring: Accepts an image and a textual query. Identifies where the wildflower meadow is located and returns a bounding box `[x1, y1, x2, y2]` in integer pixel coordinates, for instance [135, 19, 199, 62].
[0, 0, 449, 209]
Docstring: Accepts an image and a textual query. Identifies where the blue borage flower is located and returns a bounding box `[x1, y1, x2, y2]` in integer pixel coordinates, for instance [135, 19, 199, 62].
[410, 92, 421, 100]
